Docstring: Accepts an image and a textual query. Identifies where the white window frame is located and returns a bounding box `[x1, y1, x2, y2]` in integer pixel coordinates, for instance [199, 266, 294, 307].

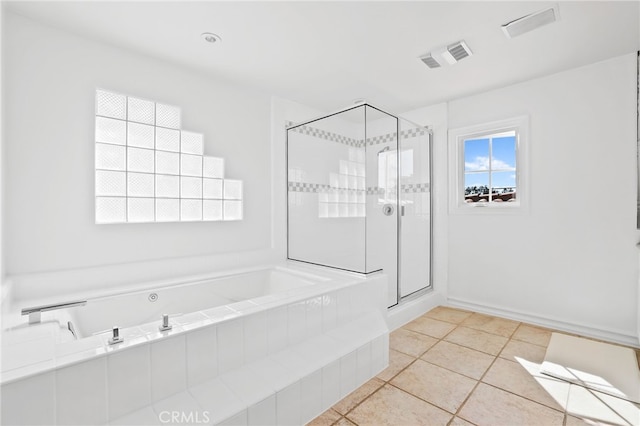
[448, 115, 529, 214]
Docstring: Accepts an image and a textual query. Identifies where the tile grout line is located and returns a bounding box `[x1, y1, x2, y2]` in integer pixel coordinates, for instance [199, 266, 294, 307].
[392, 323, 487, 424]
[339, 382, 387, 426]
[490, 323, 571, 418]
[443, 321, 523, 424]
[333, 378, 385, 421]
[391, 322, 470, 422]
[399, 314, 482, 423]
[451, 328, 570, 424]
[341, 327, 441, 425]
[447, 321, 515, 424]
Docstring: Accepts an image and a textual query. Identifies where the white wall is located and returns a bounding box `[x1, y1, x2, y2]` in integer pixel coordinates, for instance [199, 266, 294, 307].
[0, 3, 5, 295]
[445, 53, 638, 345]
[2, 12, 274, 294]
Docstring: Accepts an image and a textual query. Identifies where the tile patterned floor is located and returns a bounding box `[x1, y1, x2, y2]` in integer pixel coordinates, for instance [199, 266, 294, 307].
[307, 306, 640, 426]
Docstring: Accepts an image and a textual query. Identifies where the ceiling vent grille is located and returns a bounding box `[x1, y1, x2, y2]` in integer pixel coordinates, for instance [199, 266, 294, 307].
[447, 41, 472, 62]
[419, 40, 473, 69]
[502, 7, 558, 39]
[420, 54, 441, 69]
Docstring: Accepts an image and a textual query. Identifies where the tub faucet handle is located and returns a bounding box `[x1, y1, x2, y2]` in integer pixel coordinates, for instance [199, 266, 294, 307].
[159, 314, 172, 332]
[109, 326, 123, 345]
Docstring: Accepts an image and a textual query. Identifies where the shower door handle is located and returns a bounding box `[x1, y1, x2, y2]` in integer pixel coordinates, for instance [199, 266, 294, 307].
[382, 204, 394, 216]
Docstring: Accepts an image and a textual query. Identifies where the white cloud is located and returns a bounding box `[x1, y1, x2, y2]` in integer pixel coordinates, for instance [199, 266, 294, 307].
[465, 156, 514, 171]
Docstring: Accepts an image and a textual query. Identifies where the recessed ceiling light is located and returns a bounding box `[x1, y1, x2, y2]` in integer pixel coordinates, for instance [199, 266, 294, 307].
[201, 32, 221, 44]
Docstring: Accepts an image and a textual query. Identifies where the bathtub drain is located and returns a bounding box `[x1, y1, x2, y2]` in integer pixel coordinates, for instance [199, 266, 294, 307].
[148, 293, 158, 302]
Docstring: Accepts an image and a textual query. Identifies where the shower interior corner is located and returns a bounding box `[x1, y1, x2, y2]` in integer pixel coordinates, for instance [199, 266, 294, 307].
[286, 102, 433, 308]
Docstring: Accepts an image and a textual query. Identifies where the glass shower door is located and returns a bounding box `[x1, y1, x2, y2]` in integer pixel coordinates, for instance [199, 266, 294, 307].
[399, 119, 432, 297]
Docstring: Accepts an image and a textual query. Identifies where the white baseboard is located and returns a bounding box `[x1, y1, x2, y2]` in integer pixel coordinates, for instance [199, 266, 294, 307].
[448, 296, 639, 348]
[387, 289, 445, 331]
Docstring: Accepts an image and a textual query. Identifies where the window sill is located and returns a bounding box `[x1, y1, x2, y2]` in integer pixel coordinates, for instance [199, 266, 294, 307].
[450, 202, 528, 215]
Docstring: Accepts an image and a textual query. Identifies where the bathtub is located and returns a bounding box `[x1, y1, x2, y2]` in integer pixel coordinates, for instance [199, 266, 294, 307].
[66, 266, 328, 338]
[1, 262, 389, 425]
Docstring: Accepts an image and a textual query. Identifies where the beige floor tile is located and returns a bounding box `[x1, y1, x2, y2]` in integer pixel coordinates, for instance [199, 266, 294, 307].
[332, 377, 384, 415]
[461, 313, 520, 338]
[512, 324, 553, 347]
[482, 357, 569, 410]
[458, 383, 564, 426]
[376, 349, 414, 382]
[346, 384, 452, 426]
[450, 417, 476, 426]
[389, 328, 438, 358]
[424, 306, 473, 324]
[403, 316, 457, 339]
[421, 340, 495, 380]
[391, 359, 477, 414]
[334, 418, 356, 426]
[306, 408, 341, 426]
[444, 326, 508, 356]
[499, 338, 547, 364]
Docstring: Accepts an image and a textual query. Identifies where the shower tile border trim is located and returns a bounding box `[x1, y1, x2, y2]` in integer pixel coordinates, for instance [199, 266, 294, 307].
[287, 182, 430, 194]
[286, 121, 428, 149]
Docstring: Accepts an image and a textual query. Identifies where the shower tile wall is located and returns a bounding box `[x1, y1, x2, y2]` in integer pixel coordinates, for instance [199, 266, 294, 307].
[288, 108, 432, 306]
[287, 114, 367, 272]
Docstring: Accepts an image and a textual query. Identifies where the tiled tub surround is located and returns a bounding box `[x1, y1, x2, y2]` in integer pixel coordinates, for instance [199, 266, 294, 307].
[1, 264, 389, 425]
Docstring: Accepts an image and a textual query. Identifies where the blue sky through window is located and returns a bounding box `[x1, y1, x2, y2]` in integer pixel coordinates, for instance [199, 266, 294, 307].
[464, 132, 516, 190]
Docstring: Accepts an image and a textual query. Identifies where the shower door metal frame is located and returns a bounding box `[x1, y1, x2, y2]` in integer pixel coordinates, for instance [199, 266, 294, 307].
[396, 128, 434, 306]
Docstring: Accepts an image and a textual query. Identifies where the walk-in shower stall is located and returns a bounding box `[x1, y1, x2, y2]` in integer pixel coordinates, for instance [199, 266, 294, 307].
[287, 103, 432, 307]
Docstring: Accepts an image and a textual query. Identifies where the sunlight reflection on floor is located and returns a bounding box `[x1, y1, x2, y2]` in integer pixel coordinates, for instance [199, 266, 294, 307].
[515, 356, 640, 426]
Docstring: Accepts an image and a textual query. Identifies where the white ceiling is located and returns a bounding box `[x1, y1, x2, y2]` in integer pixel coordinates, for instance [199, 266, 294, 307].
[4, 1, 639, 113]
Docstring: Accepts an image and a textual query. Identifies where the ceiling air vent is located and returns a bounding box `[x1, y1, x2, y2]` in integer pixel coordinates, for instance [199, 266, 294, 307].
[502, 7, 558, 39]
[420, 54, 441, 69]
[447, 41, 472, 62]
[419, 40, 473, 69]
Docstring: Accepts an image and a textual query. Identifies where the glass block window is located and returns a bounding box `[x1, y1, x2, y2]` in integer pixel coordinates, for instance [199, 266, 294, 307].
[95, 89, 244, 223]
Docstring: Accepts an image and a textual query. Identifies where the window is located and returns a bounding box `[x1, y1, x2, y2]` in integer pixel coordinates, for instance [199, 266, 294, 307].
[449, 116, 528, 213]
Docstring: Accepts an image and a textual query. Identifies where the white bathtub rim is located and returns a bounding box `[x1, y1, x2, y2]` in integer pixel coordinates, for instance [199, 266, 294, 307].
[5, 262, 349, 318]
[1, 265, 387, 385]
